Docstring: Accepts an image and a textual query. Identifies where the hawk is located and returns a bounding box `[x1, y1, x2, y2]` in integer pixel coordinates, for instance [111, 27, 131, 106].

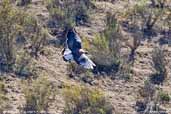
[62, 28, 96, 69]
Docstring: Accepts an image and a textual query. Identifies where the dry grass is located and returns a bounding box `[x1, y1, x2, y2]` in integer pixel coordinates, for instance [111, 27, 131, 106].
[22, 76, 57, 113]
[0, 80, 8, 113]
[63, 85, 113, 114]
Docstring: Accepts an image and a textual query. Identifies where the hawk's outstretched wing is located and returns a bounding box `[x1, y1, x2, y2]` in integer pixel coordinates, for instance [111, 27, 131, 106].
[62, 48, 74, 62]
[78, 54, 96, 69]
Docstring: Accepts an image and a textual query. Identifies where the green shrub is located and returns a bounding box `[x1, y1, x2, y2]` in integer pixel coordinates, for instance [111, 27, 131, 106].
[46, 0, 95, 29]
[150, 48, 167, 84]
[0, 81, 8, 113]
[23, 76, 57, 113]
[117, 60, 132, 81]
[152, 48, 166, 74]
[63, 85, 113, 114]
[159, 90, 170, 103]
[91, 33, 119, 66]
[14, 50, 36, 77]
[0, 0, 26, 71]
[89, 13, 121, 73]
[140, 79, 156, 98]
[123, 0, 165, 35]
[137, 80, 168, 113]
[67, 62, 95, 84]
[67, 62, 85, 77]
[22, 15, 48, 57]
[0, 0, 47, 72]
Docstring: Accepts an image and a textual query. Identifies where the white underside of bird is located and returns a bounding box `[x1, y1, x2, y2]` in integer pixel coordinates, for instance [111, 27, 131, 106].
[63, 48, 74, 61]
[63, 48, 96, 69]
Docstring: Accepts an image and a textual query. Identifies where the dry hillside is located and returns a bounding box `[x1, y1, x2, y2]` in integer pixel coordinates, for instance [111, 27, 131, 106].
[0, 0, 171, 114]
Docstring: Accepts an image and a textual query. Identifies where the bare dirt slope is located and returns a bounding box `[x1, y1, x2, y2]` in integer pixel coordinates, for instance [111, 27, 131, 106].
[2, 0, 171, 114]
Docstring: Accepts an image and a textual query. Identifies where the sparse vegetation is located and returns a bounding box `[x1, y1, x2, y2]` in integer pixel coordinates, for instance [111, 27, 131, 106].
[140, 79, 156, 98]
[159, 90, 170, 103]
[117, 60, 132, 81]
[17, 0, 32, 6]
[46, 0, 95, 29]
[150, 0, 168, 8]
[0, 0, 26, 71]
[0, 80, 8, 113]
[127, 36, 141, 63]
[150, 48, 167, 84]
[23, 76, 57, 114]
[123, 0, 167, 37]
[63, 85, 113, 114]
[137, 79, 168, 114]
[21, 15, 48, 58]
[0, 0, 48, 72]
[67, 63, 95, 85]
[0, 0, 170, 114]
[89, 13, 122, 74]
[14, 50, 36, 77]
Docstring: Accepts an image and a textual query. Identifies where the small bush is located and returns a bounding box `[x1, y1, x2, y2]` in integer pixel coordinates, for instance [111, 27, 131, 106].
[152, 48, 166, 74]
[136, 99, 167, 114]
[116, 60, 132, 81]
[89, 13, 121, 74]
[82, 37, 91, 51]
[0, 0, 47, 72]
[46, 0, 95, 29]
[150, 0, 168, 8]
[159, 90, 170, 103]
[139, 79, 156, 98]
[67, 63, 95, 84]
[91, 34, 119, 66]
[0, 0, 26, 71]
[137, 79, 168, 114]
[17, 0, 32, 6]
[123, 0, 166, 36]
[63, 85, 113, 114]
[127, 36, 141, 63]
[22, 15, 48, 58]
[23, 76, 57, 114]
[67, 62, 85, 76]
[0, 81, 8, 113]
[14, 50, 35, 77]
[150, 48, 167, 84]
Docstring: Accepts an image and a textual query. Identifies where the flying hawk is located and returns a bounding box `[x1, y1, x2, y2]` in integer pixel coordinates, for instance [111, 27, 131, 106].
[62, 28, 96, 69]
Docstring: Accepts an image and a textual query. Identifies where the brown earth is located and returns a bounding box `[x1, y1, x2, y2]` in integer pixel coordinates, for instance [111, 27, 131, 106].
[1, 0, 171, 114]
